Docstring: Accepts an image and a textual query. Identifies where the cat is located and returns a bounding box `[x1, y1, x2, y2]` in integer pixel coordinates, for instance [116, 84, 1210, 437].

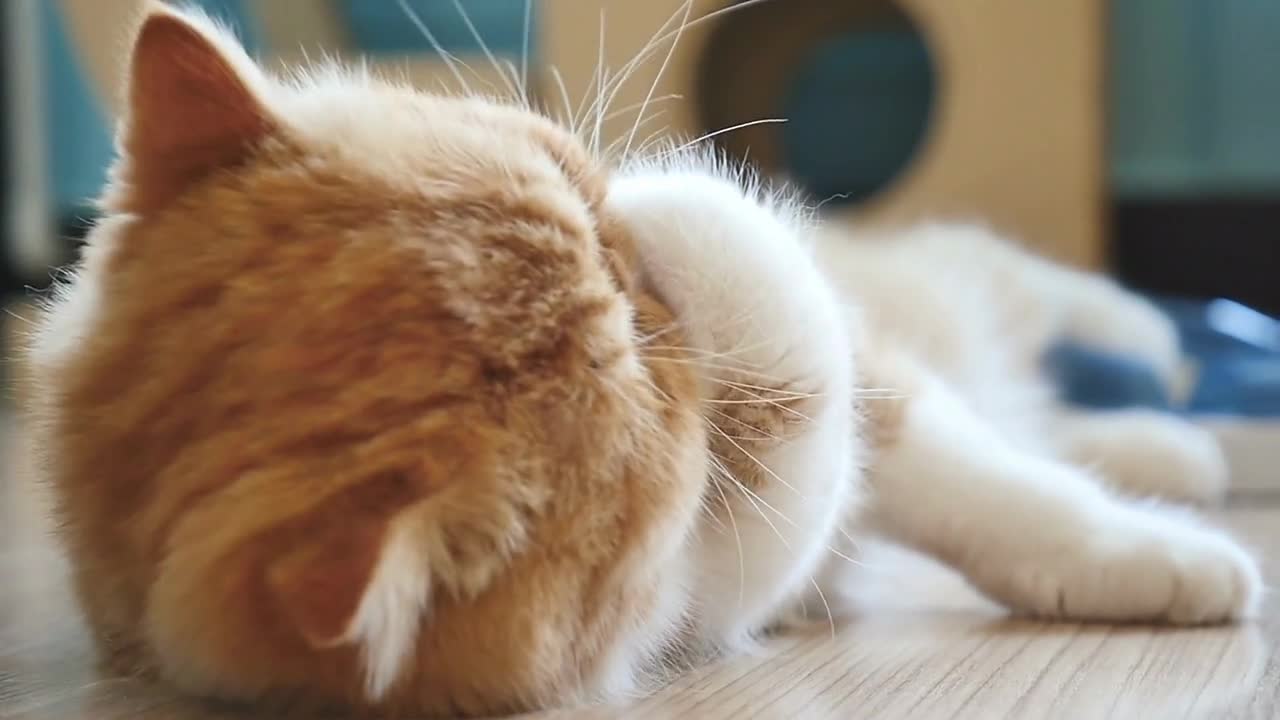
[24, 3, 1261, 717]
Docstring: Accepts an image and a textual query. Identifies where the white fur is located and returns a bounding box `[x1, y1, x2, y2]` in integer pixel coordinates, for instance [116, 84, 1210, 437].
[341, 521, 430, 700]
[33, 8, 1261, 704]
[609, 153, 860, 648]
[608, 149, 1262, 645]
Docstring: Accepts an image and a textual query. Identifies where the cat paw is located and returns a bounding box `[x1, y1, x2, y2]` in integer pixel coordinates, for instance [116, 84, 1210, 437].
[1057, 411, 1229, 505]
[991, 510, 1262, 624]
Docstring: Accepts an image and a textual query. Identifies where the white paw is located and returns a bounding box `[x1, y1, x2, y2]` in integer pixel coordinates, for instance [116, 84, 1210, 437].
[989, 508, 1262, 624]
[1060, 412, 1229, 505]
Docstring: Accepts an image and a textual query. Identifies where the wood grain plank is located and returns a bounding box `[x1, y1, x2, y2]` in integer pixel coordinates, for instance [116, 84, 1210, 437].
[3, 412, 1278, 720]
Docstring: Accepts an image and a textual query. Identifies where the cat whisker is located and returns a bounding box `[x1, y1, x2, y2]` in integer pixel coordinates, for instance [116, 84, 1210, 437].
[548, 66, 575, 129]
[591, 10, 608, 154]
[642, 336, 781, 368]
[587, 0, 692, 152]
[703, 396, 814, 425]
[635, 0, 780, 60]
[662, 118, 790, 158]
[622, 0, 693, 160]
[704, 396, 796, 407]
[715, 377, 806, 394]
[711, 443, 798, 520]
[714, 377, 820, 401]
[809, 576, 837, 641]
[637, 369, 674, 407]
[643, 355, 792, 388]
[709, 430, 803, 507]
[449, 0, 521, 101]
[606, 110, 669, 161]
[706, 407, 788, 444]
[602, 94, 684, 124]
[3, 306, 32, 325]
[707, 461, 747, 607]
[853, 387, 905, 395]
[825, 544, 864, 567]
[834, 524, 862, 552]
[635, 322, 683, 347]
[633, 129, 672, 160]
[698, 493, 728, 532]
[520, 0, 533, 101]
[601, 0, 786, 159]
[714, 431, 776, 442]
[396, 0, 473, 96]
[722, 474, 793, 551]
[501, 59, 528, 108]
[571, 12, 606, 135]
[712, 392, 814, 424]
[858, 396, 911, 403]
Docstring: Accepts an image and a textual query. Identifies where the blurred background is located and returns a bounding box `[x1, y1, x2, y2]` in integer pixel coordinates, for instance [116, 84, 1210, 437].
[2, 0, 1279, 429]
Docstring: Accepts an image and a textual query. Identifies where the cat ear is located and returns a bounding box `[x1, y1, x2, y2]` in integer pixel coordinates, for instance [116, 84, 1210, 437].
[112, 3, 274, 213]
[266, 513, 429, 698]
[266, 520, 390, 650]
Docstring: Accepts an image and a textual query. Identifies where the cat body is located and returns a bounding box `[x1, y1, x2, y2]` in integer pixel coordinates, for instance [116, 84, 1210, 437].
[25, 5, 1260, 717]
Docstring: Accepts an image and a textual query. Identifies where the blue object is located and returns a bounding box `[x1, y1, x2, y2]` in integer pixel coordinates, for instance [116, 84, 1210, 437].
[1047, 297, 1280, 418]
[1045, 343, 1171, 411]
[781, 26, 935, 205]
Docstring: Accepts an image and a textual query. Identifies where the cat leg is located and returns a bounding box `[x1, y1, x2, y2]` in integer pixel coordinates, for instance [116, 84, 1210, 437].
[861, 369, 1261, 624]
[1050, 409, 1228, 504]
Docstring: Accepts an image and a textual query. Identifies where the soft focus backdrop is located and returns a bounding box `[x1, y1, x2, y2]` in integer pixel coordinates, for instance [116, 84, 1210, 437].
[5, 0, 1280, 419]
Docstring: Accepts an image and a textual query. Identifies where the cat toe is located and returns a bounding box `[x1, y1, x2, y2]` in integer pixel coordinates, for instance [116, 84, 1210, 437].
[994, 512, 1261, 625]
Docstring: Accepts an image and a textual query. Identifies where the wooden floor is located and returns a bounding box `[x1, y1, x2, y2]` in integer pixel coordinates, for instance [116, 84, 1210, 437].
[3, 409, 1278, 719]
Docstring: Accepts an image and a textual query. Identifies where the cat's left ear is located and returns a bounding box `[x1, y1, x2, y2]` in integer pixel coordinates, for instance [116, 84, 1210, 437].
[111, 3, 275, 213]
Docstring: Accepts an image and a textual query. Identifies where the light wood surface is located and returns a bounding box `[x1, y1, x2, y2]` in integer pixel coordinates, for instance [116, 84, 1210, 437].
[2, 406, 1277, 719]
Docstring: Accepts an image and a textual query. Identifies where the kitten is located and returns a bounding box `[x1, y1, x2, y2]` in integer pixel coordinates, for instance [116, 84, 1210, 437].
[25, 4, 1261, 717]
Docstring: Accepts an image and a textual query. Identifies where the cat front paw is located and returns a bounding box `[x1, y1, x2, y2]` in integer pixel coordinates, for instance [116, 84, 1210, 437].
[991, 511, 1262, 625]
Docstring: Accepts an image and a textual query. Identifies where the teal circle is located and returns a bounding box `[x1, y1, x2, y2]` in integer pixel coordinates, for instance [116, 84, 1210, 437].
[781, 25, 936, 205]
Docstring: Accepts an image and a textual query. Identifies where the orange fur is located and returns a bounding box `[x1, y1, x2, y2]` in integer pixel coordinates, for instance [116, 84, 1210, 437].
[27, 6, 708, 716]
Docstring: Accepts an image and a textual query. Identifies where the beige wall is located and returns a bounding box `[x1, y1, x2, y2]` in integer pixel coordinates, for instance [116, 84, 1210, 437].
[60, 0, 1104, 267]
[543, 0, 1106, 267]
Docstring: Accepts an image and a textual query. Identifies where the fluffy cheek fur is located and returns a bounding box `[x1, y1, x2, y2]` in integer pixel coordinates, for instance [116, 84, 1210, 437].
[607, 161, 862, 647]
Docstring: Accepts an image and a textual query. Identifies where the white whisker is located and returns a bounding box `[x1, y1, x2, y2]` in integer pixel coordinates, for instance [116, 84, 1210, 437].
[709, 382, 815, 423]
[635, 323, 683, 347]
[597, 0, 783, 158]
[450, 0, 520, 100]
[606, 111, 668, 160]
[572, 14, 606, 132]
[603, 94, 684, 124]
[520, 0, 533, 98]
[708, 465, 747, 607]
[664, 118, 789, 157]
[549, 66, 574, 128]
[643, 355, 792, 386]
[591, 10, 608, 154]
[707, 406, 786, 443]
[586, 0, 694, 157]
[724, 474, 793, 549]
[623, 0, 693, 160]
[396, 0, 472, 95]
[809, 576, 837, 640]
[716, 377, 814, 398]
[826, 544, 864, 567]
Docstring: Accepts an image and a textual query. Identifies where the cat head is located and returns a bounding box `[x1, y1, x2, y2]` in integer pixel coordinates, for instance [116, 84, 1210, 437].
[29, 3, 855, 715]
